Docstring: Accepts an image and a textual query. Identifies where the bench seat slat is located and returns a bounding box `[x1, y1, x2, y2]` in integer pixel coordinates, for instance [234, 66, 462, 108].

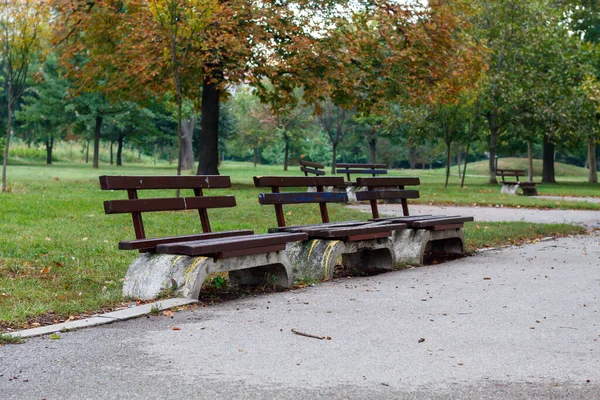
[336, 169, 388, 175]
[118, 230, 254, 251]
[300, 167, 326, 176]
[411, 216, 474, 228]
[254, 176, 344, 187]
[258, 192, 347, 205]
[268, 220, 364, 233]
[156, 232, 308, 256]
[336, 163, 387, 168]
[356, 177, 420, 187]
[104, 196, 236, 214]
[99, 175, 231, 190]
[282, 222, 406, 238]
[355, 190, 420, 201]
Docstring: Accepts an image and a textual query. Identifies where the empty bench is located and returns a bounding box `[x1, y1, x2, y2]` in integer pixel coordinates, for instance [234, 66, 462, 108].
[496, 169, 538, 196]
[254, 176, 407, 281]
[354, 177, 474, 265]
[336, 163, 387, 183]
[100, 175, 307, 300]
[300, 160, 326, 176]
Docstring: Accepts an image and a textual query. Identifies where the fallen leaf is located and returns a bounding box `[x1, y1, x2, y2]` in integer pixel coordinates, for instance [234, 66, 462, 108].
[172, 326, 181, 331]
[418, 338, 425, 343]
[163, 310, 174, 317]
[40, 267, 51, 274]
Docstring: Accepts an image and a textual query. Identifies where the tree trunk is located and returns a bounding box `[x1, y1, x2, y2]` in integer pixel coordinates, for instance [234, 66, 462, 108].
[409, 146, 417, 169]
[253, 146, 258, 167]
[283, 135, 289, 171]
[197, 76, 221, 175]
[331, 142, 338, 174]
[85, 140, 90, 164]
[1, 90, 13, 193]
[109, 140, 114, 165]
[542, 134, 556, 183]
[93, 115, 102, 169]
[46, 135, 53, 165]
[117, 135, 124, 166]
[457, 150, 462, 178]
[588, 136, 598, 183]
[181, 117, 195, 170]
[444, 141, 451, 188]
[153, 143, 158, 166]
[486, 113, 499, 184]
[527, 141, 534, 182]
[369, 137, 377, 164]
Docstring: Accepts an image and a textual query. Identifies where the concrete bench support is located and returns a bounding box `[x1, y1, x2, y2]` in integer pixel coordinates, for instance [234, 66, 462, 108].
[123, 251, 294, 300]
[285, 238, 396, 282]
[393, 228, 465, 266]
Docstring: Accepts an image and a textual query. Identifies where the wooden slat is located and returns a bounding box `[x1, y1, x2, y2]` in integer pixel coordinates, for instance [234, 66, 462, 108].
[300, 167, 326, 176]
[268, 221, 364, 233]
[356, 177, 420, 187]
[118, 230, 254, 251]
[287, 222, 406, 238]
[345, 231, 394, 242]
[254, 176, 344, 188]
[217, 244, 286, 259]
[430, 223, 464, 231]
[156, 232, 308, 256]
[258, 192, 347, 205]
[411, 216, 474, 228]
[300, 161, 325, 169]
[99, 175, 231, 190]
[104, 196, 236, 214]
[355, 190, 420, 201]
[336, 169, 388, 175]
[335, 163, 387, 168]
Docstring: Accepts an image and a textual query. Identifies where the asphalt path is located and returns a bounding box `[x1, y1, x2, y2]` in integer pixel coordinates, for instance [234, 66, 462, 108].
[1, 233, 599, 399]
[349, 203, 600, 231]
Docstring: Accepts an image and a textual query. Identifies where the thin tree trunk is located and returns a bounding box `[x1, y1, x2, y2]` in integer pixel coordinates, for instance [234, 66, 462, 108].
[181, 117, 195, 170]
[409, 146, 417, 169]
[197, 76, 220, 175]
[527, 141, 533, 182]
[117, 135, 124, 166]
[542, 134, 556, 183]
[109, 140, 114, 165]
[93, 115, 102, 169]
[283, 136, 289, 171]
[457, 150, 462, 178]
[369, 137, 377, 164]
[331, 142, 338, 174]
[588, 136, 598, 183]
[253, 146, 258, 167]
[2, 90, 13, 193]
[445, 140, 451, 188]
[153, 143, 158, 166]
[487, 112, 499, 184]
[85, 140, 90, 164]
[46, 135, 53, 165]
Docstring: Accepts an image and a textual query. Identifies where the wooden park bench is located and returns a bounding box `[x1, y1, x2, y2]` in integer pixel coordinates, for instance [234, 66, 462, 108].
[496, 169, 538, 196]
[254, 176, 407, 281]
[300, 160, 326, 176]
[336, 163, 387, 183]
[100, 175, 307, 300]
[354, 177, 474, 265]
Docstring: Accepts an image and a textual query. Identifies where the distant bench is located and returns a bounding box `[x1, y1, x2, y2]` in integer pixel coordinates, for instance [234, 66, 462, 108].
[299, 160, 326, 176]
[100, 175, 306, 300]
[496, 169, 538, 196]
[336, 163, 387, 183]
[254, 175, 406, 281]
[354, 177, 474, 265]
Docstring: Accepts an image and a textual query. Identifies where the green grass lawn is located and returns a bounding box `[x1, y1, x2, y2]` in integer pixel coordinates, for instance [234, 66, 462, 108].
[0, 160, 593, 330]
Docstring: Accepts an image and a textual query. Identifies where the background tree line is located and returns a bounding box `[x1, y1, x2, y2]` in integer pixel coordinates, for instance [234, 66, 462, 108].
[1, 0, 599, 193]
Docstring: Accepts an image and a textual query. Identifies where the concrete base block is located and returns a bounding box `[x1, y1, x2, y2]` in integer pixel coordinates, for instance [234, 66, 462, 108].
[122, 251, 293, 300]
[285, 238, 395, 282]
[393, 228, 465, 266]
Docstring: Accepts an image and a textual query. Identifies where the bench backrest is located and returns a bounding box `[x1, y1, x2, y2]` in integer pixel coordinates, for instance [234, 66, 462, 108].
[355, 177, 420, 218]
[336, 163, 388, 181]
[254, 176, 347, 227]
[496, 169, 525, 175]
[99, 175, 235, 240]
[299, 160, 326, 176]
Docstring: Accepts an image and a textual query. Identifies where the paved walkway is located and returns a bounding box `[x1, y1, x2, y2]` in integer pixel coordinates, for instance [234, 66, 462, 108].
[349, 203, 600, 230]
[1, 233, 599, 399]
